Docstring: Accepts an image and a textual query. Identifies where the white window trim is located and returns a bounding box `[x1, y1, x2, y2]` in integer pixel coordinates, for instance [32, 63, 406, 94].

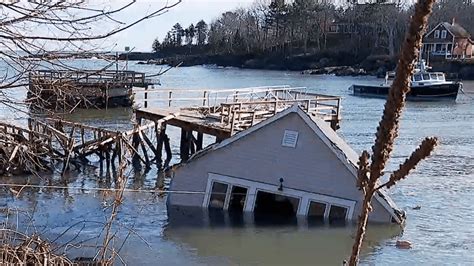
[204, 173, 356, 220]
[434, 30, 440, 39]
[205, 180, 231, 210]
[441, 30, 447, 39]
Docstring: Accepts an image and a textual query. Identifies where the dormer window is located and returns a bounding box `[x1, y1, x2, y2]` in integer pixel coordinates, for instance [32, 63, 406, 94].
[434, 30, 440, 38]
[441, 30, 447, 39]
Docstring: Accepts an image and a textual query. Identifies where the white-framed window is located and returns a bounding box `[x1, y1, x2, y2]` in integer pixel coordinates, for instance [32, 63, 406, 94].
[434, 30, 440, 38]
[441, 30, 447, 39]
[328, 204, 349, 222]
[307, 200, 327, 221]
[208, 181, 230, 210]
[204, 173, 356, 220]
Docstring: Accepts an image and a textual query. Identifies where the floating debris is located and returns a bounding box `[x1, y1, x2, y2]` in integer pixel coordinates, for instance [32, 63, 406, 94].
[396, 240, 413, 249]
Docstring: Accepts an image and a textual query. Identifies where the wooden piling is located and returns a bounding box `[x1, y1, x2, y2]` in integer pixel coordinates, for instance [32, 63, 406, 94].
[180, 129, 189, 161]
[196, 132, 203, 151]
[163, 134, 172, 164]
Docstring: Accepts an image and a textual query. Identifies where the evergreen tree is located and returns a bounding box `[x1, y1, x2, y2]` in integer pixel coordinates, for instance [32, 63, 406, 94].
[195, 20, 208, 46]
[171, 23, 184, 46]
[152, 38, 161, 52]
[186, 24, 196, 46]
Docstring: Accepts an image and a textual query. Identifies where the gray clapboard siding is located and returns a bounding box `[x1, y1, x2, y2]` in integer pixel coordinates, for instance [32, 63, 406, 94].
[168, 106, 399, 223]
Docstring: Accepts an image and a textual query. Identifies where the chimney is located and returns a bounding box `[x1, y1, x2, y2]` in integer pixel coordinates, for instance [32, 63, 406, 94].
[452, 17, 456, 25]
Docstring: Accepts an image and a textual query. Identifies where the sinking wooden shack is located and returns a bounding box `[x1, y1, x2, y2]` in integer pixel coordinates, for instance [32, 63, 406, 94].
[28, 69, 152, 110]
[167, 105, 405, 224]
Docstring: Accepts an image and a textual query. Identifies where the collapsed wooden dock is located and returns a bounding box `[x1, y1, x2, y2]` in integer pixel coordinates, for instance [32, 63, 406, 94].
[28, 69, 154, 110]
[1, 85, 343, 176]
[135, 86, 342, 162]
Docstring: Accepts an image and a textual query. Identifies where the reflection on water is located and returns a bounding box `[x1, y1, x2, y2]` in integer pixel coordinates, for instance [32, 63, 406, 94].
[1, 61, 474, 265]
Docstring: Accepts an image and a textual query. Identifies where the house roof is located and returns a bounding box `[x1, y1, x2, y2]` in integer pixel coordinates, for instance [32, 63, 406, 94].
[175, 104, 403, 223]
[426, 22, 471, 39]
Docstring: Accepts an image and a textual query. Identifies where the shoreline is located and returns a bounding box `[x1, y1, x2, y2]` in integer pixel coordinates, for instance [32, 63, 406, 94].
[125, 52, 474, 80]
[130, 53, 392, 77]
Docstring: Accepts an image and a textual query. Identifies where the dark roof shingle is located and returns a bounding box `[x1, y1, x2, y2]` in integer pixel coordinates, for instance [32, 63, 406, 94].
[442, 22, 471, 38]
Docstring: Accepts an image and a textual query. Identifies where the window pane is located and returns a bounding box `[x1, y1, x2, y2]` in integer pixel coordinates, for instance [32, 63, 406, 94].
[423, 74, 430, 80]
[229, 186, 247, 213]
[414, 75, 422, 81]
[430, 74, 438, 80]
[209, 182, 228, 210]
[329, 205, 347, 222]
[308, 201, 326, 219]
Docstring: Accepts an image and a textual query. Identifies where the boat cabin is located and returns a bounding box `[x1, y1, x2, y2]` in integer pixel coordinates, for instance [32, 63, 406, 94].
[411, 72, 447, 87]
[167, 105, 404, 224]
[385, 70, 447, 87]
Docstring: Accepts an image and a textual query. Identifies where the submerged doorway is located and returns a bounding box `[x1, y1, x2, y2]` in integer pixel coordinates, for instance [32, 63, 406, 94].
[254, 191, 299, 224]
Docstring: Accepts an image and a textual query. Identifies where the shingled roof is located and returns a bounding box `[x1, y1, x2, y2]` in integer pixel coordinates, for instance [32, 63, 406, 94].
[441, 22, 471, 38]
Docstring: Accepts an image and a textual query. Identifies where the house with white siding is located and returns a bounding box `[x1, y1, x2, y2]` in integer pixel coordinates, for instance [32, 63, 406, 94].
[167, 104, 404, 224]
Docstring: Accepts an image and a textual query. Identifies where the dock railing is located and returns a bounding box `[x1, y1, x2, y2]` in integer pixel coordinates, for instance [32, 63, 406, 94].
[135, 86, 341, 132]
[30, 69, 150, 88]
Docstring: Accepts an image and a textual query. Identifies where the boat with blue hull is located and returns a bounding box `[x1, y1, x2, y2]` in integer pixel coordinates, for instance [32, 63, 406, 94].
[350, 62, 461, 101]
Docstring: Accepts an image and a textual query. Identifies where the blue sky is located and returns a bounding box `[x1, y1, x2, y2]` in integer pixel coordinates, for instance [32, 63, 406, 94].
[109, 0, 256, 52]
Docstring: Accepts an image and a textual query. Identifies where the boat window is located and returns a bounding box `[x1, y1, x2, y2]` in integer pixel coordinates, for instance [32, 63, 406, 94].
[328, 205, 348, 223]
[308, 201, 326, 220]
[208, 182, 228, 210]
[429, 74, 438, 80]
[422, 74, 430, 80]
[414, 74, 422, 81]
[228, 185, 248, 213]
[437, 73, 445, 81]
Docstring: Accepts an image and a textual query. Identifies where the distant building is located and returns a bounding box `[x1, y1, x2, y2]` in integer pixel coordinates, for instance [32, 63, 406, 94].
[422, 20, 474, 60]
[167, 105, 404, 224]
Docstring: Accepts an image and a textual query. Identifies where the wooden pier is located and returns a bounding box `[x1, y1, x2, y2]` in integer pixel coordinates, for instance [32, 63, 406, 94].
[1, 86, 342, 176]
[28, 69, 154, 110]
[135, 86, 342, 163]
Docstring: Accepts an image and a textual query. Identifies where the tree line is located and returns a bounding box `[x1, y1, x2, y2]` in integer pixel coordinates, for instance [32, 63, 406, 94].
[152, 0, 474, 60]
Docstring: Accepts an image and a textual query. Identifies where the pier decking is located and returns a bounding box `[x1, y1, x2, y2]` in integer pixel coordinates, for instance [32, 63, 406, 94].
[135, 86, 342, 162]
[28, 69, 154, 110]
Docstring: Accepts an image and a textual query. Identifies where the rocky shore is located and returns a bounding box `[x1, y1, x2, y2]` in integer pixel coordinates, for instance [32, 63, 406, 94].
[130, 52, 396, 77]
[301, 66, 368, 76]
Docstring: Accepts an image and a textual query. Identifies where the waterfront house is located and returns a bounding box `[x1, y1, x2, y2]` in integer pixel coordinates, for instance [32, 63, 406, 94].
[167, 105, 404, 224]
[422, 20, 474, 60]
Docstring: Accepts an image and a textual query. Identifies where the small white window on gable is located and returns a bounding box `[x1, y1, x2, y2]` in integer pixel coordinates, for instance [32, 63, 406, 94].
[282, 130, 299, 148]
[434, 30, 440, 38]
[441, 30, 447, 39]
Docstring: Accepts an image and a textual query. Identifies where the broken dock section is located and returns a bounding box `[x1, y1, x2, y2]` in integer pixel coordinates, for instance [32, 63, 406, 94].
[28, 69, 154, 110]
[135, 86, 342, 162]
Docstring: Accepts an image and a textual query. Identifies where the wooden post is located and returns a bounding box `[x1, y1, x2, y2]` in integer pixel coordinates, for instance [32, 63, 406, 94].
[163, 134, 172, 164]
[180, 128, 189, 161]
[132, 130, 142, 169]
[251, 111, 256, 127]
[168, 91, 173, 107]
[156, 123, 166, 166]
[105, 148, 111, 176]
[188, 131, 196, 155]
[144, 86, 148, 108]
[203, 91, 208, 106]
[196, 132, 203, 151]
[230, 111, 236, 136]
[139, 136, 151, 166]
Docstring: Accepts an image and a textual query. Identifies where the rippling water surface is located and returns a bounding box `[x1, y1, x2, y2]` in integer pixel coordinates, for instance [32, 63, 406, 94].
[1, 61, 473, 265]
